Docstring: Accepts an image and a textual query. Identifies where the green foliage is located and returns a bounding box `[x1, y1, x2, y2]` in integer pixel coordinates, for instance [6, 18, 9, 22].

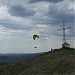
[0, 48, 75, 75]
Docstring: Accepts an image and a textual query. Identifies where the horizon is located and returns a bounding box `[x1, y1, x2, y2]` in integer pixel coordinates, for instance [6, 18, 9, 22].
[0, 0, 74, 53]
[0, 51, 46, 54]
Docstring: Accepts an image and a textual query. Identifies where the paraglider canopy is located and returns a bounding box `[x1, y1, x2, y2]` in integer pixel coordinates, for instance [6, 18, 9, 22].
[33, 34, 39, 40]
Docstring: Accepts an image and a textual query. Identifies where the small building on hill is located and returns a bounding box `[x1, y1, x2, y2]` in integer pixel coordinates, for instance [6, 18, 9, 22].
[62, 42, 70, 48]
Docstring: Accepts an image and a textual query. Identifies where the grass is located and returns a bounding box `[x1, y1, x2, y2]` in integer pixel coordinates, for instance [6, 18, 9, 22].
[0, 48, 75, 75]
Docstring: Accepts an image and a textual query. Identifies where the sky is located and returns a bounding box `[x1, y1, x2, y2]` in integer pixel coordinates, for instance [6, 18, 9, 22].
[0, 0, 75, 53]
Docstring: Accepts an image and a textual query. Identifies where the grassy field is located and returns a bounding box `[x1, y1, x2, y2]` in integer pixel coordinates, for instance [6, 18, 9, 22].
[0, 48, 75, 75]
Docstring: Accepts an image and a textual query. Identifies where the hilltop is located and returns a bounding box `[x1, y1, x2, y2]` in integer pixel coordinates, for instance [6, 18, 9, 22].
[0, 48, 75, 75]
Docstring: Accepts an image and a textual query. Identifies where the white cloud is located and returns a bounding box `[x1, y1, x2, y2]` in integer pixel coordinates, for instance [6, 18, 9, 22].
[0, 6, 9, 19]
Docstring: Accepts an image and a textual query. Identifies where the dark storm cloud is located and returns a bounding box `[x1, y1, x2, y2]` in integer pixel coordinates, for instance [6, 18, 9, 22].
[8, 5, 36, 17]
[29, 0, 63, 3]
[47, 4, 74, 24]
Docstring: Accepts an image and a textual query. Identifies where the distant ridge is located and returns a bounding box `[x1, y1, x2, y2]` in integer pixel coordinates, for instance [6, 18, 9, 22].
[0, 53, 44, 64]
[0, 48, 75, 75]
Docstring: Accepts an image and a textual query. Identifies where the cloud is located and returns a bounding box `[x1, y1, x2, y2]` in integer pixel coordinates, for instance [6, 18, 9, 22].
[29, 0, 63, 3]
[8, 4, 36, 17]
[47, 0, 75, 23]
[0, 19, 34, 30]
[0, 6, 34, 30]
[0, 25, 11, 37]
[44, 0, 74, 37]
[0, 0, 74, 53]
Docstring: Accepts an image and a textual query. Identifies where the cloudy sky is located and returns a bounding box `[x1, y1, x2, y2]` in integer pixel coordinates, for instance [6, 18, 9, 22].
[0, 0, 75, 53]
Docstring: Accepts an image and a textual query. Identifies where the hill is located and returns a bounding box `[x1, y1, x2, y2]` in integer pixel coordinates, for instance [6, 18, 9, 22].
[0, 48, 75, 75]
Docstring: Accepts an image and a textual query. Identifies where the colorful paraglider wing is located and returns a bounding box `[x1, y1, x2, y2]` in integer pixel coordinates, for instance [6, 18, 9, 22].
[33, 34, 39, 40]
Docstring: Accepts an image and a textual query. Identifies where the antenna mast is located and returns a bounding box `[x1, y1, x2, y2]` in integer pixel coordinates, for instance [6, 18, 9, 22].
[58, 19, 71, 48]
[63, 19, 66, 43]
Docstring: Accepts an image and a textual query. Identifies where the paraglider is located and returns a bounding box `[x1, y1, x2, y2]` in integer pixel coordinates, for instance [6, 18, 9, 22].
[33, 34, 39, 48]
[33, 34, 39, 40]
[34, 46, 37, 48]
